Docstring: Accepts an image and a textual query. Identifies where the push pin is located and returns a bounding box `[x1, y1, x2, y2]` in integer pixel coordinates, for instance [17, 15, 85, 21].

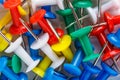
[24, 29, 43, 60]
[7, 55, 21, 73]
[43, 67, 67, 80]
[30, 9, 64, 45]
[41, 5, 56, 19]
[0, 0, 4, 4]
[20, 18, 65, 69]
[107, 29, 120, 48]
[31, 0, 64, 12]
[3, 0, 29, 35]
[96, 62, 118, 80]
[80, 62, 101, 80]
[91, 25, 120, 61]
[0, 31, 12, 52]
[73, 0, 92, 8]
[0, 56, 28, 80]
[0, 6, 27, 30]
[33, 56, 52, 78]
[0, 55, 21, 80]
[63, 48, 84, 76]
[0, 31, 40, 72]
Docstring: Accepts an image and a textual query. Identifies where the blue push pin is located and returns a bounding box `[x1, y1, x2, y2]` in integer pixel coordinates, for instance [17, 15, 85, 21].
[79, 62, 100, 80]
[107, 29, 120, 48]
[0, 0, 4, 4]
[43, 67, 67, 80]
[63, 48, 84, 76]
[0, 56, 28, 80]
[24, 29, 43, 61]
[41, 5, 56, 19]
[96, 62, 118, 80]
[0, 73, 8, 80]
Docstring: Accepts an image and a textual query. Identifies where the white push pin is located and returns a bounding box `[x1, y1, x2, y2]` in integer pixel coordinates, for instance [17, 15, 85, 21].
[0, 31, 40, 73]
[19, 18, 65, 69]
[31, 0, 64, 12]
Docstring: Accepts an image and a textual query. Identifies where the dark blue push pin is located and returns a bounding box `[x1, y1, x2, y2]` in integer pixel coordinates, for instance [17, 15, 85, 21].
[0, 73, 8, 80]
[41, 5, 56, 19]
[107, 29, 120, 48]
[96, 62, 118, 80]
[79, 62, 100, 80]
[0, 56, 28, 80]
[24, 29, 43, 61]
[0, 0, 4, 4]
[63, 49, 84, 76]
[43, 67, 67, 80]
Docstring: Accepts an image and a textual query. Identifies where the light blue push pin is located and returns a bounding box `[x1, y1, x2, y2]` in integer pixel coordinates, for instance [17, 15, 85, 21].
[107, 29, 120, 48]
[43, 67, 67, 80]
[0, 56, 28, 80]
[24, 29, 43, 60]
[41, 5, 56, 19]
[96, 62, 118, 80]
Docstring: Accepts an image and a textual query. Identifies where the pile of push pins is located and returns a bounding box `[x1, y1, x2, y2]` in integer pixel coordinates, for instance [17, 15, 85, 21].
[0, 0, 120, 80]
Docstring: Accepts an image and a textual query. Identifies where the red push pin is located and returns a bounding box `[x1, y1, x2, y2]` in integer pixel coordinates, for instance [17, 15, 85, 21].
[104, 12, 120, 32]
[91, 25, 120, 61]
[3, 0, 29, 35]
[30, 9, 63, 45]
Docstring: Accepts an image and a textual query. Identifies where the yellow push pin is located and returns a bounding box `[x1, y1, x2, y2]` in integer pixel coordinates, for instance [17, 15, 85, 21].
[51, 35, 73, 62]
[33, 56, 52, 77]
[0, 30, 12, 52]
[46, 19, 73, 62]
[0, 6, 27, 29]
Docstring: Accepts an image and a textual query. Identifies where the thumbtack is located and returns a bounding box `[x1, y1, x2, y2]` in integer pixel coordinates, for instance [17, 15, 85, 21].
[0, 5, 27, 30]
[0, 31, 12, 52]
[31, 0, 64, 12]
[63, 48, 84, 76]
[107, 27, 120, 48]
[73, 0, 92, 8]
[70, 26, 99, 62]
[33, 56, 52, 78]
[69, 42, 107, 80]
[20, 18, 65, 69]
[79, 62, 100, 80]
[0, 56, 28, 80]
[91, 25, 120, 71]
[30, 9, 60, 45]
[24, 29, 43, 60]
[0, 31, 40, 72]
[43, 67, 67, 80]
[41, 5, 56, 19]
[96, 62, 118, 80]
[3, 0, 29, 35]
[7, 55, 21, 73]
[91, 25, 120, 61]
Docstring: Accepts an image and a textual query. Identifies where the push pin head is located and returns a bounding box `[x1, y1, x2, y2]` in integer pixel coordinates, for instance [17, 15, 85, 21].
[41, 6, 56, 19]
[104, 12, 114, 32]
[73, 0, 92, 8]
[8, 55, 21, 73]
[107, 29, 120, 48]
[30, 9, 46, 24]
[3, 0, 21, 8]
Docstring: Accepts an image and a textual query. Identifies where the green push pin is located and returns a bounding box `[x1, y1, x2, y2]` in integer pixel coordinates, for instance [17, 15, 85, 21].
[56, 2, 76, 34]
[70, 26, 99, 62]
[73, 0, 92, 8]
[8, 54, 21, 73]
